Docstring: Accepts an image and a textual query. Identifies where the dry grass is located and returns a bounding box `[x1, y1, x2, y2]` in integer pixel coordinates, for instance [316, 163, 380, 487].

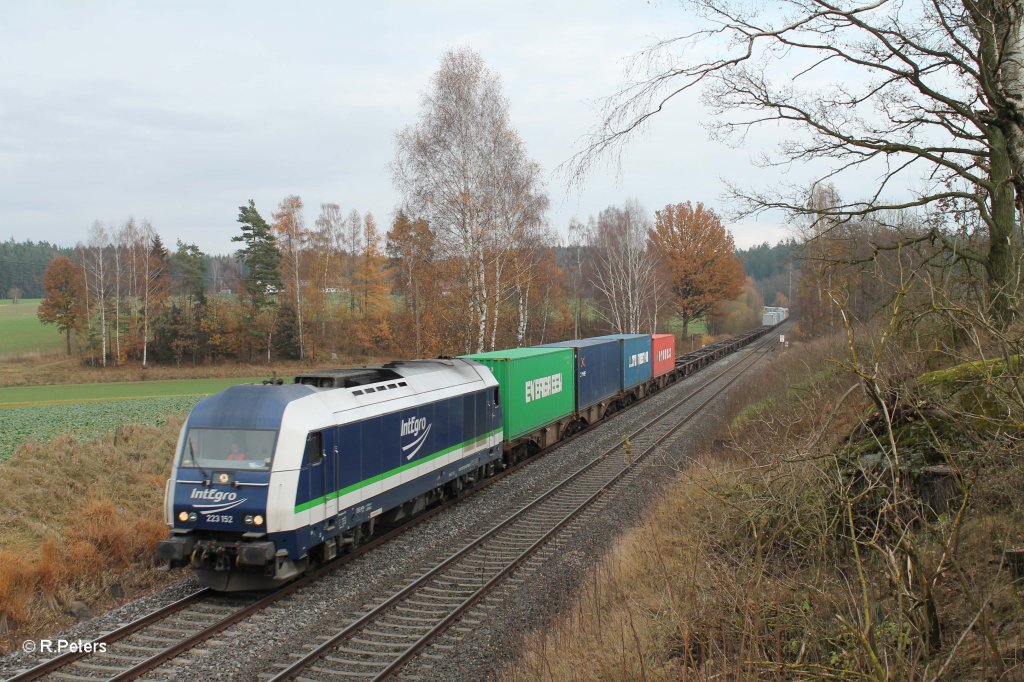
[505, 332, 1024, 681]
[0, 417, 185, 651]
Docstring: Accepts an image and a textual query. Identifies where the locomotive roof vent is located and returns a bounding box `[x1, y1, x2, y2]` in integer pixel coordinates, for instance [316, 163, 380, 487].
[293, 367, 403, 389]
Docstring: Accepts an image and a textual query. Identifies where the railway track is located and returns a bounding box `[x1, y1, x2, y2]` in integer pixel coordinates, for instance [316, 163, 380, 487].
[6, 326, 779, 682]
[263, 331, 778, 681]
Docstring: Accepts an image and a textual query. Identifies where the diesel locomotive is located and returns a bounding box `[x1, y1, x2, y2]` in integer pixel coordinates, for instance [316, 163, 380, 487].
[158, 322, 782, 590]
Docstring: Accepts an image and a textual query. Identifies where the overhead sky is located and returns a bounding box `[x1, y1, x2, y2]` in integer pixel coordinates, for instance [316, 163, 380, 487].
[0, 1, 796, 255]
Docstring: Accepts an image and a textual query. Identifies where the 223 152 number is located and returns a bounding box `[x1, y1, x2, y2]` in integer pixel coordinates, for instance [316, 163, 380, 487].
[205, 514, 234, 524]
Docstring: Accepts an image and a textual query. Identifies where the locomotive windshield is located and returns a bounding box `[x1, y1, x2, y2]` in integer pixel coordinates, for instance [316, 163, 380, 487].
[180, 428, 277, 471]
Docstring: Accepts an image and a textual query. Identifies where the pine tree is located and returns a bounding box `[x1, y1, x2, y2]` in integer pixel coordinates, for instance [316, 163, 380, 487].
[233, 199, 282, 312]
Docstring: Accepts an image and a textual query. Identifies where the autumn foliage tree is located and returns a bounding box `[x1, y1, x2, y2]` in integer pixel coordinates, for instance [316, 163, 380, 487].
[38, 256, 86, 355]
[393, 47, 549, 353]
[649, 202, 744, 335]
[273, 195, 309, 360]
[387, 212, 436, 356]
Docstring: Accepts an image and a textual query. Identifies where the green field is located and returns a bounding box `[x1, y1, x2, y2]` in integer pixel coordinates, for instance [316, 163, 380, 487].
[0, 376, 263, 460]
[0, 376, 263, 407]
[663, 316, 708, 336]
[0, 299, 64, 357]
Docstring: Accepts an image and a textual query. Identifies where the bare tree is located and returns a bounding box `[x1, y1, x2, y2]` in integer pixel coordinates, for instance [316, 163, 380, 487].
[567, 218, 587, 338]
[588, 201, 659, 334]
[573, 0, 1024, 324]
[84, 222, 109, 367]
[394, 47, 549, 352]
[315, 203, 345, 289]
[139, 221, 168, 367]
[273, 195, 309, 360]
[490, 131, 550, 348]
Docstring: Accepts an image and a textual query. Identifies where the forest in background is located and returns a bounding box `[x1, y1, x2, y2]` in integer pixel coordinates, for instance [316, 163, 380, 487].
[0, 207, 787, 367]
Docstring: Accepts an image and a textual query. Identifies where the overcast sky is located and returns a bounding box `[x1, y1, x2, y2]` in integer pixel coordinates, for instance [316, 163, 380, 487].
[0, 1, 795, 255]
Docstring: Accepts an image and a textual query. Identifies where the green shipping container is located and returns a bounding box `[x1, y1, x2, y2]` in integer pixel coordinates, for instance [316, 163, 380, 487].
[460, 347, 575, 440]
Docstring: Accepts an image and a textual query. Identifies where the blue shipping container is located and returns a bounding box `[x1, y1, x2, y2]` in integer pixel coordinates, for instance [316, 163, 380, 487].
[538, 338, 621, 410]
[591, 334, 653, 389]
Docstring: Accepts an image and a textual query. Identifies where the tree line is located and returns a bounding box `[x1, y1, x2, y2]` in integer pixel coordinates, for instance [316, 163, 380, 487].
[0, 240, 75, 301]
[33, 194, 762, 366]
[27, 48, 772, 367]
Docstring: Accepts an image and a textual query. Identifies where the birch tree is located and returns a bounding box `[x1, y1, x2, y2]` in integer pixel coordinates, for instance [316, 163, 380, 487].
[345, 209, 363, 311]
[588, 202, 659, 334]
[489, 129, 550, 348]
[140, 224, 168, 367]
[394, 47, 549, 352]
[574, 0, 1024, 324]
[84, 222, 109, 367]
[314, 203, 345, 290]
[273, 195, 309, 360]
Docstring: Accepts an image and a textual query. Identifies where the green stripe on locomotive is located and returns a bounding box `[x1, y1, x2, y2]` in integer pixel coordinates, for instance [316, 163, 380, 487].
[460, 347, 575, 440]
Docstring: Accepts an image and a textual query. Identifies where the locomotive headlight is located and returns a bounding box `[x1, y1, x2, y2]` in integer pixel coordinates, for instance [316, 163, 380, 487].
[253, 515, 264, 526]
[177, 511, 189, 522]
[188, 512, 198, 522]
[244, 515, 253, 525]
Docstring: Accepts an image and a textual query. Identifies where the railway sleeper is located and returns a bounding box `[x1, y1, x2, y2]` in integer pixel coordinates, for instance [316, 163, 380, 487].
[333, 645, 400, 657]
[322, 656, 389, 667]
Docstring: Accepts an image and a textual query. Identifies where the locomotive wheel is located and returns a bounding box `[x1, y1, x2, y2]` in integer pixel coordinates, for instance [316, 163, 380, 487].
[349, 525, 364, 551]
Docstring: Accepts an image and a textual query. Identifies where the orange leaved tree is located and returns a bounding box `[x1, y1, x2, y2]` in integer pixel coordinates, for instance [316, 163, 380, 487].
[38, 256, 86, 355]
[649, 202, 744, 336]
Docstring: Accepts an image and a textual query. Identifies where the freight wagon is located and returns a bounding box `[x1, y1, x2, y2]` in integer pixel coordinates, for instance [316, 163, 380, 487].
[458, 346, 576, 460]
[592, 333, 654, 399]
[762, 306, 789, 326]
[537, 338, 622, 428]
[650, 333, 677, 389]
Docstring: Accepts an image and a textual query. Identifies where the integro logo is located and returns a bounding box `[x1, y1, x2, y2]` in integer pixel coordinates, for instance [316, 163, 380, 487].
[657, 348, 672, 362]
[628, 352, 650, 368]
[525, 374, 562, 403]
[401, 416, 432, 460]
[401, 416, 428, 438]
[188, 488, 247, 515]
[190, 489, 238, 503]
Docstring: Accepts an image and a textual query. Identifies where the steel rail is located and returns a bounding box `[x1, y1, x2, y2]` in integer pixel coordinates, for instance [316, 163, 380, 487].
[7, 324, 779, 682]
[5, 589, 211, 682]
[374, 330, 779, 680]
[269, 330, 778, 681]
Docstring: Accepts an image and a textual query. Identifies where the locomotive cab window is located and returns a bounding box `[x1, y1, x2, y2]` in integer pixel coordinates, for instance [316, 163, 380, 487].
[305, 432, 324, 465]
[180, 429, 276, 471]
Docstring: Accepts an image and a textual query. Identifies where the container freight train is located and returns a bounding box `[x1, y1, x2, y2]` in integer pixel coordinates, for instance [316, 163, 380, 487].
[762, 306, 789, 326]
[158, 326, 775, 590]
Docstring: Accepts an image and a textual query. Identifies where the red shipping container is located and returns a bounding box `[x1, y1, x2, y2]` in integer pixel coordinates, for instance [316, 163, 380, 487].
[651, 333, 676, 377]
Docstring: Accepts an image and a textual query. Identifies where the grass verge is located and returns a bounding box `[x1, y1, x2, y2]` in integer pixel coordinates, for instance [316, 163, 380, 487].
[0, 418, 183, 651]
[505, 332, 1024, 680]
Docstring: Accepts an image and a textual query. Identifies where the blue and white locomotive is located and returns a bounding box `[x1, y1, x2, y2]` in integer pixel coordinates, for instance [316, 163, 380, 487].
[158, 359, 503, 590]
